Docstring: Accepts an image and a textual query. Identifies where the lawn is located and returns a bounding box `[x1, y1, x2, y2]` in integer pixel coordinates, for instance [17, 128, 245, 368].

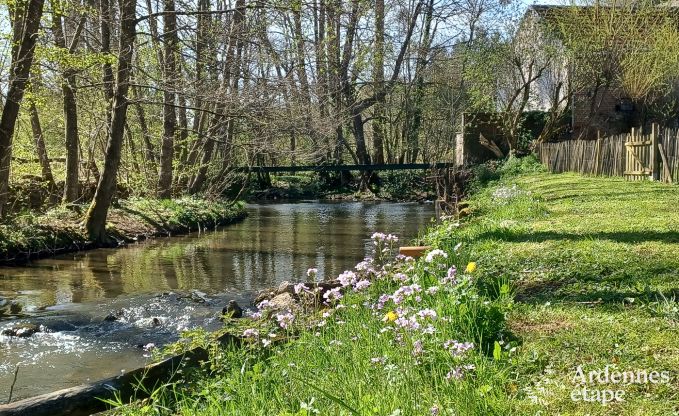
[424, 169, 679, 415]
[114, 163, 679, 416]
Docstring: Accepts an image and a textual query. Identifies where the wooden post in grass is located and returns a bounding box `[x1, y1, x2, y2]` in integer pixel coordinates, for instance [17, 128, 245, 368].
[594, 130, 601, 176]
[651, 123, 660, 181]
[659, 143, 673, 184]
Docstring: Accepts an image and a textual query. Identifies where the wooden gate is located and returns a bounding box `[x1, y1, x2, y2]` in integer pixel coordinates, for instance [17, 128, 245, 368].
[624, 126, 658, 181]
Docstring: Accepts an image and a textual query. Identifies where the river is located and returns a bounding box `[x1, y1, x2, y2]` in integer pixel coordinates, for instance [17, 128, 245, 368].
[0, 201, 433, 401]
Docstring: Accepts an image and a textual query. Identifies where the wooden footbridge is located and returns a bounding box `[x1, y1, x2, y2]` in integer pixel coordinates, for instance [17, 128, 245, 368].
[233, 162, 456, 173]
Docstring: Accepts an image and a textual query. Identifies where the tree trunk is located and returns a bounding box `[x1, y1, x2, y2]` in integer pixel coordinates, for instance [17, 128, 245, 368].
[157, 0, 178, 199]
[52, 13, 81, 203]
[0, 0, 45, 217]
[29, 101, 56, 192]
[85, 0, 137, 243]
[372, 0, 385, 164]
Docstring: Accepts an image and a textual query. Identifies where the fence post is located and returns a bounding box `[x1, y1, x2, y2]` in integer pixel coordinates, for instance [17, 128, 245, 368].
[651, 123, 660, 181]
[594, 130, 601, 176]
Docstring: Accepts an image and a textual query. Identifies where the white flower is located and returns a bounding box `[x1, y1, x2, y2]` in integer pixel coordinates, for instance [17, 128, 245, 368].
[338, 270, 357, 287]
[425, 249, 448, 263]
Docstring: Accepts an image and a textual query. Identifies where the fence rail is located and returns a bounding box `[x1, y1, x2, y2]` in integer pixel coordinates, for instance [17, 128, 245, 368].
[535, 126, 679, 183]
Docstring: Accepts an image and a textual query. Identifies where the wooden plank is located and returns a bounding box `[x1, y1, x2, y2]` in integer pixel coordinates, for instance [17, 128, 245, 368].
[398, 246, 432, 258]
[659, 143, 673, 184]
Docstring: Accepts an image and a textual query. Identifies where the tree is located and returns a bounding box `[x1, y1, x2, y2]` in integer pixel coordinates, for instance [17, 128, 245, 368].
[0, 0, 46, 217]
[85, 0, 137, 243]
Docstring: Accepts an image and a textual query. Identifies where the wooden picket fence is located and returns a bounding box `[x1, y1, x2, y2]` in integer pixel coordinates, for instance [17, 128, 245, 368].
[535, 125, 679, 183]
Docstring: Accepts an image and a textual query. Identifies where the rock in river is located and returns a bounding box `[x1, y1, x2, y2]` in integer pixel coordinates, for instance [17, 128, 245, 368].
[1, 323, 41, 338]
[222, 300, 243, 319]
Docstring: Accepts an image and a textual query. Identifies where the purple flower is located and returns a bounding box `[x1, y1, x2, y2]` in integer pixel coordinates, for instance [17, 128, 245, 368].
[417, 308, 437, 320]
[444, 340, 475, 356]
[242, 328, 259, 338]
[294, 283, 309, 294]
[338, 270, 357, 287]
[355, 260, 373, 272]
[370, 356, 387, 365]
[386, 234, 399, 243]
[393, 273, 409, 283]
[353, 279, 371, 291]
[376, 294, 391, 310]
[412, 339, 424, 356]
[257, 300, 273, 310]
[442, 266, 458, 285]
[371, 232, 387, 241]
[430, 405, 440, 415]
[276, 312, 295, 329]
[323, 287, 343, 303]
[446, 367, 463, 380]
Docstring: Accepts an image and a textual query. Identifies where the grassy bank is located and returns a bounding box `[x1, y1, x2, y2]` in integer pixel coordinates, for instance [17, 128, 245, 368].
[0, 198, 246, 264]
[112, 161, 679, 415]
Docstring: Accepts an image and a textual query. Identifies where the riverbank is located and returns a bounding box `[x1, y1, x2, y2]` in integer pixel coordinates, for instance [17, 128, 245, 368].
[0, 198, 246, 265]
[105, 158, 679, 415]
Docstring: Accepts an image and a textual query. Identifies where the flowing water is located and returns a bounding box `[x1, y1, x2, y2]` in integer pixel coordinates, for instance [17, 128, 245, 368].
[0, 201, 433, 401]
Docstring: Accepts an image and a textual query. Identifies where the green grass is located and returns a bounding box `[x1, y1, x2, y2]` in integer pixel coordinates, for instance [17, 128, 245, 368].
[113, 165, 679, 415]
[425, 170, 679, 415]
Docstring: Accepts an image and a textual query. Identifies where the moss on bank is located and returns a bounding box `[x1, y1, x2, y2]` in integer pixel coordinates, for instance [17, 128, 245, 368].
[0, 198, 246, 264]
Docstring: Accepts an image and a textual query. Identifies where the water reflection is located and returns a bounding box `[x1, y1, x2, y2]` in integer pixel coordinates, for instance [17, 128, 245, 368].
[0, 201, 432, 400]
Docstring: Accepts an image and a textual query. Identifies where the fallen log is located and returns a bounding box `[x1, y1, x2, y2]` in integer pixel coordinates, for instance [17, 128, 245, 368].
[0, 333, 240, 416]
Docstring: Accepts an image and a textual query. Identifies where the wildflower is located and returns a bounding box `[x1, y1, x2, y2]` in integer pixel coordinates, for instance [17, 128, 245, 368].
[444, 340, 475, 356]
[294, 283, 309, 294]
[307, 268, 318, 278]
[442, 266, 457, 285]
[426, 286, 440, 295]
[257, 300, 273, 310]
[383, 311, 398, 322]
[355, 260, 373, 272]
[242, 328, 259, 338]
[250, 311, 263, 319]
[354, 279, 371, 291]
[446, 367, 463, 380]
[329, 339, 343, 346]
[322, 311, 332, 318]
[422, 324, 436, 334]
[370, 357, 387, 365]
[430, 405, 440, 415]
[453, 242, 463, 252]
[338, 270, 357, 287]
[425, 249, 448, 263]
[142, 343, 155, 352]
[371, 232, 387, 241]
[276, 312, 295, 329]
[376, 294, 391, 310]
[417, 309, 437, 320]
[323, 287, 343, 303]
[465, 262, 477, 273]
[385, 234, 399, 243]
[261, 338, 272, 347]
[412, 340, 424, 356]
[393, 273, 409, 283]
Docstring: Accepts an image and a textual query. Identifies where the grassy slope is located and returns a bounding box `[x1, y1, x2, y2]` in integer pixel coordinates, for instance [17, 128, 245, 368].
[427, 172, 679, 415]
[115, 169, 679, 416]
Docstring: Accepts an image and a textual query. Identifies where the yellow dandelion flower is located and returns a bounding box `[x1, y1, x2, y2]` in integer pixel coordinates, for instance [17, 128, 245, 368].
[382, 311, 398, 322]
[465, 262, 477, 273]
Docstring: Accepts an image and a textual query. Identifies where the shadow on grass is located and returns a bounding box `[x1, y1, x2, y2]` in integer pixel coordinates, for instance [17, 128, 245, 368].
[477, 229, 679, 244]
